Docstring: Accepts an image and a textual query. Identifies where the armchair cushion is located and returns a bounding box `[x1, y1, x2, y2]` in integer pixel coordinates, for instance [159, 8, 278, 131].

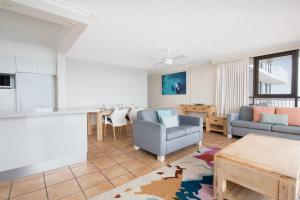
[178, 115, 201, 126]
[179, 124, 201, 134]
[166, 127, 186, 141]
[157, 109, 173, 123]
[161, 115, 179, 128]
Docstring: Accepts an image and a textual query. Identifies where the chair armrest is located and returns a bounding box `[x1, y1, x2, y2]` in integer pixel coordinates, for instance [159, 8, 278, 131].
[227, 112, 240, 136]
[179, 115, 202, 126]
[133, 119, 167, 155]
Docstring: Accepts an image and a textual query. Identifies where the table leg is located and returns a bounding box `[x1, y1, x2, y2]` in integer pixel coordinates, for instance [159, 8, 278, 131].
[87, 113, 93, 136]
[96, 112, 103, 141]
[215, 157, 226, 200]
[279, 178, 296, 200]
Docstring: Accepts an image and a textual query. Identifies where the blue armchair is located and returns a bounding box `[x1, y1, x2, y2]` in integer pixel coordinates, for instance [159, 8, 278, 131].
[133, 108, 203, 161]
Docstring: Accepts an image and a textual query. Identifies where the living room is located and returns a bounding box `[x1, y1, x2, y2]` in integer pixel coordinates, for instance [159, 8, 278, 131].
[0, 0, 299, 200]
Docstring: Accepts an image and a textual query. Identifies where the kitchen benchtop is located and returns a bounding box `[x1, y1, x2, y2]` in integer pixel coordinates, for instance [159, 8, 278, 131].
[0, 108, 98, 119]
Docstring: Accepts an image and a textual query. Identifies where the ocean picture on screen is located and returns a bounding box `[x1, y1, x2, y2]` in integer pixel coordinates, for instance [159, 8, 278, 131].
[162, 71, 186, 95]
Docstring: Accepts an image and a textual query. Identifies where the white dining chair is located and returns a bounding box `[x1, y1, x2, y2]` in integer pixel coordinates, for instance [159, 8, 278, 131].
[104, 108, 129, 140]
[128, 108, 143, 124]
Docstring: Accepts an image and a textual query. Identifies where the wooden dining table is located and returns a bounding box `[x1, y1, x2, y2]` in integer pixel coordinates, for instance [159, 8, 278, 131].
[87, 110, 113, 141]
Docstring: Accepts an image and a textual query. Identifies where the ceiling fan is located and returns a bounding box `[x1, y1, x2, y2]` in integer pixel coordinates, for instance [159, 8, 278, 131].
[154, 48, 186, 65]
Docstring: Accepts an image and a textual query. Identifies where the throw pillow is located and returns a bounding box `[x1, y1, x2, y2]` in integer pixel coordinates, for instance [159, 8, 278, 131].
[276, 107, 300, 126]
[253, 106, 275, 122]
[161, 115, 179, 128]
[260, 113, 288, 126]
[156, 109, 172, 123]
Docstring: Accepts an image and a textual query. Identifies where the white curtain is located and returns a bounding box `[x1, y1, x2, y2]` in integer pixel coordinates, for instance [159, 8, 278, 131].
[216, 59, 249, 116]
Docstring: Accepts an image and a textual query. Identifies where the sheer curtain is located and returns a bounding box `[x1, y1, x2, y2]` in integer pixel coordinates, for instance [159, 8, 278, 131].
[215, 59, 249, 116]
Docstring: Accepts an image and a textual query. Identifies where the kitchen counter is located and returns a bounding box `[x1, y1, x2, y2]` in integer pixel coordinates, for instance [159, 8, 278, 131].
[0, 109, 89, 180]
[0, 108, 98, 119]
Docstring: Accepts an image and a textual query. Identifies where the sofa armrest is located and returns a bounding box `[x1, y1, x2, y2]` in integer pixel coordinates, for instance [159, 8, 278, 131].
[179, 115, 202, 126]
[227, 112, 240, 137]
[133, 119, 167, 155]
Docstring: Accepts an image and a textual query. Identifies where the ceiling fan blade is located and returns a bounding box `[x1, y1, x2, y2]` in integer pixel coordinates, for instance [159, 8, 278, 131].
[172, 55, 186, 60]
[154, 61, 165, 65]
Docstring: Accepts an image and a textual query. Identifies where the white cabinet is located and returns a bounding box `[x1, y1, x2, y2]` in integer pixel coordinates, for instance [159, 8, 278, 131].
[0, 89, 16, 112]
[37, 59, 56, 75]
[16, 73, 53, 113]
[16, 56, 37, 73]
[0, 54, 16, 74]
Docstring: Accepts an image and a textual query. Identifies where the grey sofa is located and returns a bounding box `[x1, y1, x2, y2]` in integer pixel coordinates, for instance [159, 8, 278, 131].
[133, 108, 203, 162]
[227, 106, 300, 140]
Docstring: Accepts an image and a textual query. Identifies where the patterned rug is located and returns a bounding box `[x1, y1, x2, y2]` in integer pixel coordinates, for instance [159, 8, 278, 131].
[91, 147, 220, 200]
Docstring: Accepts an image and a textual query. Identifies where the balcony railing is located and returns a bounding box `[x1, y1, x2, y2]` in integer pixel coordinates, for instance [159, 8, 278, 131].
[249, 97, 297, 107]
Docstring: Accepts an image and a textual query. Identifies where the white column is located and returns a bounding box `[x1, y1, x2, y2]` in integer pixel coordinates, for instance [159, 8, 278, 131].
[56, 53, 67, 109]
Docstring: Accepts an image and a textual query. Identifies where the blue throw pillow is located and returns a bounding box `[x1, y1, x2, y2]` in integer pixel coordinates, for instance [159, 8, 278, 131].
[261, 113, 288, 126]
[156, 109, 172, 123]
[161, 115, 179, 128]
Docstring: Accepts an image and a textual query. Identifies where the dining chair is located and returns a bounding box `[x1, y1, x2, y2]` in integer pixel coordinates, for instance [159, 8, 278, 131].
[104, 108, 129, 140]
[128, 108, 144, 124]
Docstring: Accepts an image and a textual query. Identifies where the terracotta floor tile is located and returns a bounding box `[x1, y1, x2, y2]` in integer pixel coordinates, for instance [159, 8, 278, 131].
[93, 158, 118, 170]
[119, 145, 135, 153]
[76, 172, 107, 189]
[70, 161, 90, 169]
[111, 154, 134, 164]
[137, 155, 157, 165]
[150, 161, 166, 170]
[47, 179, 81, 200]
[71, 163, 98, 177]
[60, 191, 86, 200]
[121, 159, 146, 172]
[10, 189, 47, 200]
[13, 173, 43, 183]
[110, 174, 135, 187]
[0, 180, 11, 188]
[105, 149, 124, 157]
[83, 181, 114, 199]
[44, 166, 69, 176]
[10, 177, 45, 198]
[131, 166, 153, 177]
[45, 169, 74, 186]
[0, 184, 10, 200]
[100, 165, 128, 179]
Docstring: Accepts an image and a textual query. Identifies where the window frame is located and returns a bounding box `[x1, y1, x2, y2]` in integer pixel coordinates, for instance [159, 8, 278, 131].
[253, 50, 299, 100]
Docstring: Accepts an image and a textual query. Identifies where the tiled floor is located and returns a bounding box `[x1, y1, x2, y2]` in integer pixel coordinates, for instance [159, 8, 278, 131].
[0, 128, 238, 200]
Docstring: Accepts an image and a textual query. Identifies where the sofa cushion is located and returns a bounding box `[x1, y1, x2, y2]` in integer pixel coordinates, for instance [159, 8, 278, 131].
[276, 107, 300, 126]
[261, 113, 288, 126]
[137, 109, 159, 123]
[166, 127, 186, 141]
[272, 125, 300, 135]
[253, 106, 275, 122]
[240, 106, 253, 121]
[232, 120, 272, 131]
[179, 124, 201, 134]
[157, 109, 173, 123]
[161, 115, 179, 128]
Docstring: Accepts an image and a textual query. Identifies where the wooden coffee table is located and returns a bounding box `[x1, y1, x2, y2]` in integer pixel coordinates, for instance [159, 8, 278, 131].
[214, 134, 300, 200]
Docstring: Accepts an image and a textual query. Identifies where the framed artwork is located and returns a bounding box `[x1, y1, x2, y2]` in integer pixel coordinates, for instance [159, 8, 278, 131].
[162, 71, 186, 95]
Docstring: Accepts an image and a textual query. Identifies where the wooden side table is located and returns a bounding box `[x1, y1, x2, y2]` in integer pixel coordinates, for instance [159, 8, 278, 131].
[206, 116, 227, 135]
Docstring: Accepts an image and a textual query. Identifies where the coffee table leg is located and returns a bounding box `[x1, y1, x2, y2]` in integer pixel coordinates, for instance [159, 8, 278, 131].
[214, 157, 226, 200]
[279, 179, 296, 200]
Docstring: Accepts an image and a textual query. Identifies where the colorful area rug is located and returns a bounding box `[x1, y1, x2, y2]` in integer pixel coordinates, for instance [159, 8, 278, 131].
[91, 147, 220, 200]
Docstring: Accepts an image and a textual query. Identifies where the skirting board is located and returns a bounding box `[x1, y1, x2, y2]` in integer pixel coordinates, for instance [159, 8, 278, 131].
[0, 154, 87, 181]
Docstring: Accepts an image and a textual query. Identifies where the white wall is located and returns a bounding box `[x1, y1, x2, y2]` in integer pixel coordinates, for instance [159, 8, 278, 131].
[65, 59, 148, 108]
[0, 38, 56, 60]
[148, 63, 216, 108]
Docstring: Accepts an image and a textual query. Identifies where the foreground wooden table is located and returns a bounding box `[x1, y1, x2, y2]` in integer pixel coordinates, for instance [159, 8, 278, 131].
[87, 110, 112, 141]
[214, 134, 300, 200]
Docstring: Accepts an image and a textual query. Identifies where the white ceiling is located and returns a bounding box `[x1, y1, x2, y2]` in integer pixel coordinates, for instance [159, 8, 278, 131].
[4, 0, 300, 69]
[0, 8, 66, 48]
